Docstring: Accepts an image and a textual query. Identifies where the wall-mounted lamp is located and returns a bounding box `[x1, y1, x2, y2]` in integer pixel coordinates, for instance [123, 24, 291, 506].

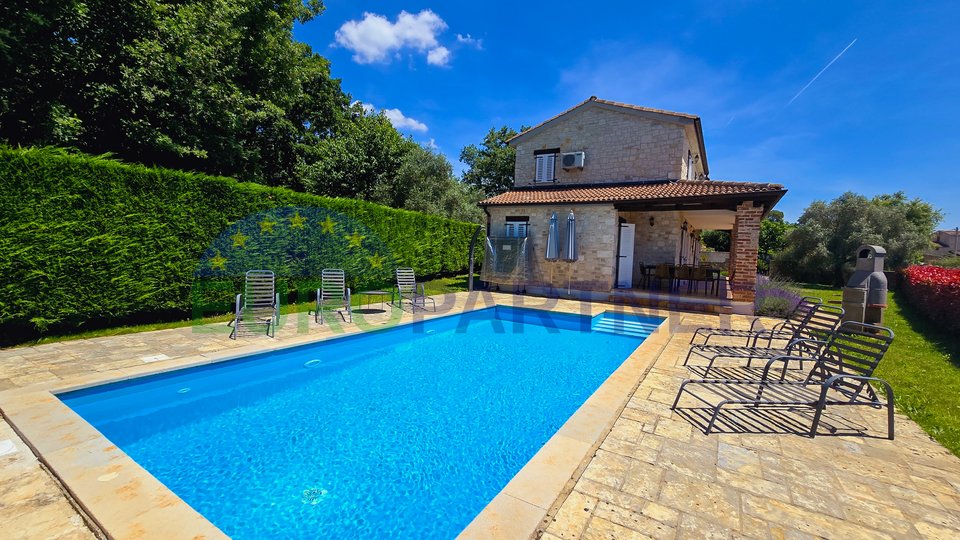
[649, 216, 655, 227]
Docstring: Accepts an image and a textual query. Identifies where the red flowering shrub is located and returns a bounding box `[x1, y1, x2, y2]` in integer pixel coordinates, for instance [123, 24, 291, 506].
[902, 265, 960, 333]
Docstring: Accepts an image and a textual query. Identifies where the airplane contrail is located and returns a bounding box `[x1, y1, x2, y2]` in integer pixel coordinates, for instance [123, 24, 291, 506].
[787, 38, 858, 106]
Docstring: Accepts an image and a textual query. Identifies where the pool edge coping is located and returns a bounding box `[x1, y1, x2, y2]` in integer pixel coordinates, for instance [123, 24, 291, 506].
[0, 294, 677, 539]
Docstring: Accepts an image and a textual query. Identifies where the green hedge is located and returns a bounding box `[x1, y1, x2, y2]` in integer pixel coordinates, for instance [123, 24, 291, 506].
[0, 147, 478, 337]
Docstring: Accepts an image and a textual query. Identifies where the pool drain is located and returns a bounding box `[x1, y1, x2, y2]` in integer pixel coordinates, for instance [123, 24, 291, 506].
[177, 387, 191, 394]
[301, 487, 328, 504]
[303, 359, 322, 368]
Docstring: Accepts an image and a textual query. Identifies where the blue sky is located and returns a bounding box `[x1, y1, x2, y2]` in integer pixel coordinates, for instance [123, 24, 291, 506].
[294, 1, 960, 226]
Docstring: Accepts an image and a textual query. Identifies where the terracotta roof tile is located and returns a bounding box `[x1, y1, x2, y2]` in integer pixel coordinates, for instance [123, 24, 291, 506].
[478, 180, 785, 206]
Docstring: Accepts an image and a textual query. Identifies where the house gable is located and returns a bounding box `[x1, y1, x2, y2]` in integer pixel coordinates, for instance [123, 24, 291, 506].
[510, 97, 708, 187]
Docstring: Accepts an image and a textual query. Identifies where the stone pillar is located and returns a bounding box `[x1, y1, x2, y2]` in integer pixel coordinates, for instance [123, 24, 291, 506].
[730, 201, 763, 303]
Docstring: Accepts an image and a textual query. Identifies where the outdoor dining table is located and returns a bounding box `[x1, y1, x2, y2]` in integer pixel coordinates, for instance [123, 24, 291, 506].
[641, 264, 721, 296]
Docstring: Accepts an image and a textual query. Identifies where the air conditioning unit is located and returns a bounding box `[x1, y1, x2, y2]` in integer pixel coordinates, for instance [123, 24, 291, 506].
[561, 151, 585, 170]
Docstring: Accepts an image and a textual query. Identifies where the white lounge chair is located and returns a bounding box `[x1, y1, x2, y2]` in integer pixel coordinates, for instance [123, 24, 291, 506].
[311, 268, 352, 324]
[229, 270, 280, 339]
[394, 267, 435, 312]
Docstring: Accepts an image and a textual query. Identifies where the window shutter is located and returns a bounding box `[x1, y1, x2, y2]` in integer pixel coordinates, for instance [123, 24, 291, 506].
[517, 223, 528, 237]
[535, 156, 545, 181]
[544, 154, 555, 180]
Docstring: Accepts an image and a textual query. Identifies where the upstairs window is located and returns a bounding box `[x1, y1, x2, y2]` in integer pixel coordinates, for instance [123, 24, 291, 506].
[504, 216, 529, 237]
[686, 151, 695, 180]
[534, 149, 559, 182]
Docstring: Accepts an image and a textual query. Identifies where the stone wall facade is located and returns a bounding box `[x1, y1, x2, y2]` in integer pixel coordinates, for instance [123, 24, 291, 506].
[484, 204, 618, 291]
[483, 205, 715, 292]
[513, 105, 700, 186]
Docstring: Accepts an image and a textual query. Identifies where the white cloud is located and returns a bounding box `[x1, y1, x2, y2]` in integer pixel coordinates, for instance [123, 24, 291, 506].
[354, 101, 375, 114]
[335, 10, 449, 65]
[382, 108, 428, 132]
[425, 138, 438, 149]
[456, 33, 483, 49]
[355, 101, 429, 132]
[426, 46, 451, 66]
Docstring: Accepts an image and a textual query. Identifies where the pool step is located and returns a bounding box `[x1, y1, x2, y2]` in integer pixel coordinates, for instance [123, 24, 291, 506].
[591, 317, 660, 338]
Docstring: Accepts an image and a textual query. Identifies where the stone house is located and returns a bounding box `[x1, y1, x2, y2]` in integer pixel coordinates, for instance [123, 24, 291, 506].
[924, 229, 960, 262]
[478, 97, 786, 311]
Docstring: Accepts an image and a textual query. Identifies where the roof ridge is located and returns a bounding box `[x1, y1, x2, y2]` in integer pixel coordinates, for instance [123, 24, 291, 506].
[590, 97, 699, 120]
[507, 96, 701, 144]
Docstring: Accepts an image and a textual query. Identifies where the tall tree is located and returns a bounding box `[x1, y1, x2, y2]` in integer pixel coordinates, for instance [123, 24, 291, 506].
[759, 211, 791, 273]
[774, 191, 942, 284]
[372, 143, 484, 223]
[300, 107, 414, 199]
[700, 230, 730, 252]
[460, 126, 525, 197]
[0, 0, 391, 191]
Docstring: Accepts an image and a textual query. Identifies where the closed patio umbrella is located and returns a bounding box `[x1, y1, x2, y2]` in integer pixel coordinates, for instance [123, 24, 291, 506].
[546, 212, 560, 260]
[563, 211, 578, 261]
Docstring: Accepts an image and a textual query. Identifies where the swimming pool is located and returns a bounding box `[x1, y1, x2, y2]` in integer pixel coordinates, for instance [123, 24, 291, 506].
[61, 306, 663, 539]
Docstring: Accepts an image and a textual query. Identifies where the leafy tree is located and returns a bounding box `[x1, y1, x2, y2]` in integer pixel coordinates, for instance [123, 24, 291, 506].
[0, 0, 399, 193]
[300, 107, 414, 199]
[372, 143, 484, 224]
[773, 191, 942, 284]
[759, 211, 791, 272]
[460, 126, 526, 197]
[700, 230, 730, 252]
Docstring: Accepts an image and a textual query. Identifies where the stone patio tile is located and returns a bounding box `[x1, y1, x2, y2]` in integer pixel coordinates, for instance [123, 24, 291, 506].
[581, 449, 636, 490]
[640, 502, 679, 527]
[716, 468, 790, 503]
[838, 505, 918, 537]
[934, 491, 960, 512]
[676, 512, 735, 539]
[575, 477, 649, 514]
[788, 484, 846, 519]
[741, 494, 892, 539]
[653, 417, 693, 442]
[620, 460, 666, 501]
[609, 417, 645, 443]
[599, 434, 660, 464]
[716, 442, 761, 477]
[547, 490, 598, 539]
[888, 483, 949, 511]
[899, 504, 960, 532]
[655, 439, 717, 482]
[619, 406, 659, 426]
[581, 515, 657, 540]
[593, 500, 676, 540]
[914, 520, 960, 539]
[658, 471, 740, 530]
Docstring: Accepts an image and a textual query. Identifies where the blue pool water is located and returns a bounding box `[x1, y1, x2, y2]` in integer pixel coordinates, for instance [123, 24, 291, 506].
[61, 306, 662, 539]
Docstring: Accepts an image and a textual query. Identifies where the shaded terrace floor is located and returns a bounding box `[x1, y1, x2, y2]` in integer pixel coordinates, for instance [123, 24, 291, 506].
[0, 293, 958, 539]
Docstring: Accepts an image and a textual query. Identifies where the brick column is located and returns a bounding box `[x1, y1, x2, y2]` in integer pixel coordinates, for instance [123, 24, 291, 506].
[727, 223, 738, 281]
[730, 201, 763, 303]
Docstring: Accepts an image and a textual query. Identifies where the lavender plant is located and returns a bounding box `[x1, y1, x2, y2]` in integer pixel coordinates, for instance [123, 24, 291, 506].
[754, 275, 802, 317]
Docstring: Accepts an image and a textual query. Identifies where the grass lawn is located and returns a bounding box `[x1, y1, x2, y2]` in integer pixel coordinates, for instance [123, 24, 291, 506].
[800, 283, 960, 455]
[17, 273, 477, 348]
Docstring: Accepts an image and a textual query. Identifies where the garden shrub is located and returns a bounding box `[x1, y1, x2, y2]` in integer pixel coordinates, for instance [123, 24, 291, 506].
[902, 265, 960, 333]
[0, 147, 479, 339]
[937, 256, 960, 269]
[754, 275, 802, 317]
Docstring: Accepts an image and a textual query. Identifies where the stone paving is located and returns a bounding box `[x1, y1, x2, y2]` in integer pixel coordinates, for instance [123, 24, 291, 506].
[1, 293, 960, 539]
[539, 311, 960, 540]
